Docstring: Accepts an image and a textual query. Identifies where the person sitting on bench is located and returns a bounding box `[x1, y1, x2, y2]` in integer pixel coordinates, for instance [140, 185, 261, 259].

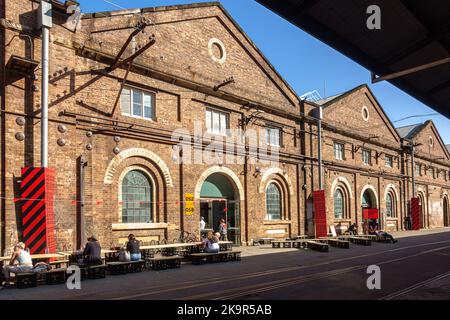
[348, 223, 357, 235]
[1, 242, 33, 288]
[126, 234, 141, 261]
[370, 224, 398, 243]
[77, 235, 103, 266]
[202, 231, 220, 253]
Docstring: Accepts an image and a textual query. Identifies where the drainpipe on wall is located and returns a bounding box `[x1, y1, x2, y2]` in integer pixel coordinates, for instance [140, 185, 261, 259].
[38, 1, 52, 167]
[77, 156, 87, 249]
[313, 106, 324, 190]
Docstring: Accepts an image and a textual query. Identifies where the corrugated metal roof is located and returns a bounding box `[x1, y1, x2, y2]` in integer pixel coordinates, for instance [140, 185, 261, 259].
[396, 123, 424, 139]
[315, 93, 344, 106]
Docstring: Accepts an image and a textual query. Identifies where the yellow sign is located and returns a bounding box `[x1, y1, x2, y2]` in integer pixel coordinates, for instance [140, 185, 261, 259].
[185, 193, 194, 215]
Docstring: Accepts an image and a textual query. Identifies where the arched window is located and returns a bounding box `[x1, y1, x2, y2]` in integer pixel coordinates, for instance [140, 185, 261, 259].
[334, 188, 344, 219]
[122, 170, 152, 223]
[386, 192, 395, 217]
[266, 182, 282, 220]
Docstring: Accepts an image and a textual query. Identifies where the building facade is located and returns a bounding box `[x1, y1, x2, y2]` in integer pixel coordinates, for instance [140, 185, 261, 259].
[0, 1, 449, 253]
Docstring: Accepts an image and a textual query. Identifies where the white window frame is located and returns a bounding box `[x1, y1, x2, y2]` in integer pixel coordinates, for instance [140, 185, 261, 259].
[205, 108, 229, 136]
[334, 142, 344, 160]
[266, 127, 281, 147]
[121, 86, 155, 121]
[362, 149, 371, 165]
[385, 155, 393, 168]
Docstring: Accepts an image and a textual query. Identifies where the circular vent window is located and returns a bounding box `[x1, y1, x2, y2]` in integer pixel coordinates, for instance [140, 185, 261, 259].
[429, 136, 434, 147]
[362, 106, 369, 121]
[208, 38, 226, 64]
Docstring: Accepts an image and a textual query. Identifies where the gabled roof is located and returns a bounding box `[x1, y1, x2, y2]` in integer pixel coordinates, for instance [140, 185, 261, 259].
[315, 85, 365, 107]
[319, 84, 402, 142]
[80, 2, 301, 107]
[398, 120, 450, 160]
[396, 123, 426, 139]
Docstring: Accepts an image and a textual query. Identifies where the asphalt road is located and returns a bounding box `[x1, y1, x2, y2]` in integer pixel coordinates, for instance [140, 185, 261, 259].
[1, 231, 450, 300]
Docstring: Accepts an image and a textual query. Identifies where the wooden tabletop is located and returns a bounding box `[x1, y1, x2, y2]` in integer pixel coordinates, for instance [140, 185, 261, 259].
[140, 241, 233, 250]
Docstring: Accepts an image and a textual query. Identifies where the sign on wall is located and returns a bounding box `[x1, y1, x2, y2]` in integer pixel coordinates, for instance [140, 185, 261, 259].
[184, 193, 194, 216]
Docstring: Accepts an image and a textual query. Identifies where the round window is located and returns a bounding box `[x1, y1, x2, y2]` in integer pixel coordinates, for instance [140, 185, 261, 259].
[208, 38, 227, 64]
[429, 136, 434, 147]
[362, 106, 369, 121]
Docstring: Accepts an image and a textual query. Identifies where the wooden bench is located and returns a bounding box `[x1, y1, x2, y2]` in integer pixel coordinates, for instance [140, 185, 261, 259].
[349, 237, 372, 246]
[107, 260, 145, 275]
[272, 240, 307, 249]
[45, 268, 66, 285]
[49, 260, 69, 269]
[258, 238, 275, 245]
[148, 256, 182, 270]
[15, 272, 37, 289]
[272, 241, 293, 248]
[307, 241, 329, 252]
[320, 239, 350, 249]
[189, 251, 241, 265]
[77, 264, 108, 279]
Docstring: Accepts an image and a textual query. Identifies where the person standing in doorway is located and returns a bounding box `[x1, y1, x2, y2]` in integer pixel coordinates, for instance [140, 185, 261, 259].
[218, 218, 228, 241]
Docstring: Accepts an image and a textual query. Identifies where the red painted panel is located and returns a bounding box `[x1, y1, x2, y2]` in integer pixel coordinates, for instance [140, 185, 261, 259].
[363, 208, 379, 219]
[21, 167, 56, 254]
[313, 190, 327, 238]
[410, 197, 420, 230]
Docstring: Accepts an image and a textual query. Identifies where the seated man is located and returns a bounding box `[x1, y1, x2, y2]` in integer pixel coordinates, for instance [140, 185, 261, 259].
[1, 242, 33, 288]
[348, 223, 357, 235]
[202, 231, 220, 254]
[375, 229, 398, 243]
[77, 235, 103, 266]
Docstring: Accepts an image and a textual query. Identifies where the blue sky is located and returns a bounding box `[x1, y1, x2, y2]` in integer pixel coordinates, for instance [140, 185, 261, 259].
[77, 0, 450, 143]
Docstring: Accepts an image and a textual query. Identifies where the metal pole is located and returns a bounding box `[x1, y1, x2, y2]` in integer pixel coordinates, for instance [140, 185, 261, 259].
[411, 145, 416, 198]
[316, 107, 323, 190]
[41, 25, 49, 167]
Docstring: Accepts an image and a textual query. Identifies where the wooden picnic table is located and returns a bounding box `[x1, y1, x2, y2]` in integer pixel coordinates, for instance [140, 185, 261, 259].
[140, 241, 233, 250]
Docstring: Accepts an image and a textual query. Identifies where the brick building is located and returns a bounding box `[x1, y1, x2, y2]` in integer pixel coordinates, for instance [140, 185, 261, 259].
[0, 1, 449, 253]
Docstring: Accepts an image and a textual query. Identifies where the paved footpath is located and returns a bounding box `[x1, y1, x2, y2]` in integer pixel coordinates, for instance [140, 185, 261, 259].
[1, 228, 449, 300]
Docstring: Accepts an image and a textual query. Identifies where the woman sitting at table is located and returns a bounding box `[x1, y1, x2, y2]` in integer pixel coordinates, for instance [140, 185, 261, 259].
[1, 242, 33, 288]
[126, 234, 141, 261]
[202, 231, 220, 253]
[76, 235, 102, 266]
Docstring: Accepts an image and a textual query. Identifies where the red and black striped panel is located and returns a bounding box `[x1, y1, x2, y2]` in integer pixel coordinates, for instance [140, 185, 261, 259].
[313, 190, 327, 238]
[20, 167, 56, 254]
[410, 197, 421, 230]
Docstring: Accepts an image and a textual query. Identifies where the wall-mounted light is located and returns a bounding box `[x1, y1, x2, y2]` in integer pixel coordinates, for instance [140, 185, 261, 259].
[113, 136, 121, 143]
[113, 147, 120, 154]
[86, 131, 93, 138]
[86, 143, 93, 151]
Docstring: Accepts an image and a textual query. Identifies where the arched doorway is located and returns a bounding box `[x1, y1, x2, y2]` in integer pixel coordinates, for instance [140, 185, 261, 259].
[443, 196, 449, 227]
[362, 188, 378, 233]
[199, 173, 241, 245]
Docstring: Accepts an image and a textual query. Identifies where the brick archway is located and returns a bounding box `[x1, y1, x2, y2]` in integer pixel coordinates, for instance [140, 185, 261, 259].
[104, 148, 173, 188]
[194, 166, 244, 200]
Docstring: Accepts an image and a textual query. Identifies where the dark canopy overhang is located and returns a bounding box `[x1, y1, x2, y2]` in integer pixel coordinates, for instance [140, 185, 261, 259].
[257, 0, 450, 118]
